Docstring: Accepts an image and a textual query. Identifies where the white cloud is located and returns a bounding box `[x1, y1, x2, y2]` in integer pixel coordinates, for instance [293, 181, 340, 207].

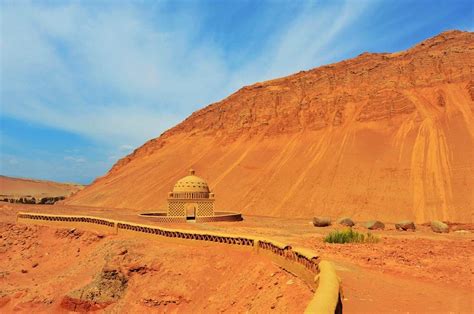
[1, 2, 372, 149]
[64, 156, 86, 163]
[8, 158, 19, 165]
[119, 144, 134, 152]
[219, 1, 370, 91]
[1, 0, 453, 153]
[1, 2, 229, 147]
[1, 152, 105, 183]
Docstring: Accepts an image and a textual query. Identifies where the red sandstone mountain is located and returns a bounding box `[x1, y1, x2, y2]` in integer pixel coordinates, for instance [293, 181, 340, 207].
[66, 30, 474, 223]
[0, 175, 83, 201]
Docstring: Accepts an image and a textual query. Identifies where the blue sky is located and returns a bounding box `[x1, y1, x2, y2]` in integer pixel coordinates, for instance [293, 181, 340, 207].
[1, 0, 472, 184]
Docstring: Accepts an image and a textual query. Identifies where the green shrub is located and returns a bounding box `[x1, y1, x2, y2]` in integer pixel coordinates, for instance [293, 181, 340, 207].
[324, 228, 379, 244]
[364, 232, 380, 243]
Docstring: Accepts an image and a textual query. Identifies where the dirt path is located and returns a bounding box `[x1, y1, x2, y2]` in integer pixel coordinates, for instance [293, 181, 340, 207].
[335, 260, 473, 313]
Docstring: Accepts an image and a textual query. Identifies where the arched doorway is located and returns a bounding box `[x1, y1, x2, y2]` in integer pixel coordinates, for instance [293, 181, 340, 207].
[185, 203, 198, 220]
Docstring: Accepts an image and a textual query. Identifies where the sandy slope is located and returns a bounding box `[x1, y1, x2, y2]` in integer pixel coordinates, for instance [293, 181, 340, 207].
[67, 30, 474, 223]
[0, 175, 83, 198]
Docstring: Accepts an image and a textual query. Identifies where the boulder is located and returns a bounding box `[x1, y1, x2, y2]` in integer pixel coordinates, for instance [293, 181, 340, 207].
[313, 217, 331, 227]
[431, 221, 449, 233]
[338, 217, 355, 227]
[395, 220, 416, 231]
[365, 220, 385, 230]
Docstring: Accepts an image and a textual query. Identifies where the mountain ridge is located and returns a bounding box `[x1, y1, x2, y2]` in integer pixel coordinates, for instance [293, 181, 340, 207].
[66, 30, 474, 222]
[0, 175, 84, 200]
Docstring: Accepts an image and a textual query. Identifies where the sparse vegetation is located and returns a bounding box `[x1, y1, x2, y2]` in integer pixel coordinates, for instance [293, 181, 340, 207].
[324, 228, 379, 244]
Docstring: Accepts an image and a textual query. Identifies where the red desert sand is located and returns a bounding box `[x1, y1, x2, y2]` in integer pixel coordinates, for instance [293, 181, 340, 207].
[1, 203, 473, 313]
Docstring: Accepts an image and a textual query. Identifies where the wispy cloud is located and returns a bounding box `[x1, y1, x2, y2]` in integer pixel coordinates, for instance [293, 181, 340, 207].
[1, 1, 374, 147]
[119, 144, 134, 152]
[7, 158, 19, 165]
[64, 156, 86, 163]
[1, 2, 228, 146]
[265, 1, 369, 78]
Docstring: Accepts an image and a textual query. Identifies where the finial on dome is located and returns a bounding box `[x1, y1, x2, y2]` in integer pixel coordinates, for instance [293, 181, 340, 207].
[189, 168, 195, 175]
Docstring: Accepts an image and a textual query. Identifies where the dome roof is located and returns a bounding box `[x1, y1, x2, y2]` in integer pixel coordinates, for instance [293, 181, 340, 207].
[172, 169, 210, 193]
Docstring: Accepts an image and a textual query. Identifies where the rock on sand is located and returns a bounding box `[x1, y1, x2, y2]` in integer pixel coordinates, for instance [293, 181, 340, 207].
[431, 221, 449, 233]
[313, 217, 331, 227]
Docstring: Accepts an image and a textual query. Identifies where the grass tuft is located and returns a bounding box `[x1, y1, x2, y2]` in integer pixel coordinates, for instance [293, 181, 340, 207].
[324, 228, 379, 244]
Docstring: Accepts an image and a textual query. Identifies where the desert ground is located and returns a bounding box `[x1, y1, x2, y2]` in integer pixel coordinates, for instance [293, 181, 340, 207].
[0, 205, 311, 313]
[1, 202, 472, 313]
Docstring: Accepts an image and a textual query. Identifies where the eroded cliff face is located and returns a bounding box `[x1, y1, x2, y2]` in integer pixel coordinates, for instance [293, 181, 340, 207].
[67, 30, 474, 222]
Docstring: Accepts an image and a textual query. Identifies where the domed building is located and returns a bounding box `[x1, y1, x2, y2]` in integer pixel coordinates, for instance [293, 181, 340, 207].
[140, 169, 241, 222]
[167, 169, 215, 218]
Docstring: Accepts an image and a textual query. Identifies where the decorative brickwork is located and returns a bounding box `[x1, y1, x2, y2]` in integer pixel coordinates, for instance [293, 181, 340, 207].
[167, 169, 214, 218]
[168, 201, 186, 216]
[197, 201, 214, 216]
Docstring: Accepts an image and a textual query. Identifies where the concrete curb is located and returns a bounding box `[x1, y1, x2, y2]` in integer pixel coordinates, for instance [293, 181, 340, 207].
[305, 261, 343, 314]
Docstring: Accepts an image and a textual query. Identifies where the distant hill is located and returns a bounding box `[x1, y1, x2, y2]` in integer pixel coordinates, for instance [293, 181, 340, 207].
[0, 175, 84, 204]
[66, 30, 473, 222]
